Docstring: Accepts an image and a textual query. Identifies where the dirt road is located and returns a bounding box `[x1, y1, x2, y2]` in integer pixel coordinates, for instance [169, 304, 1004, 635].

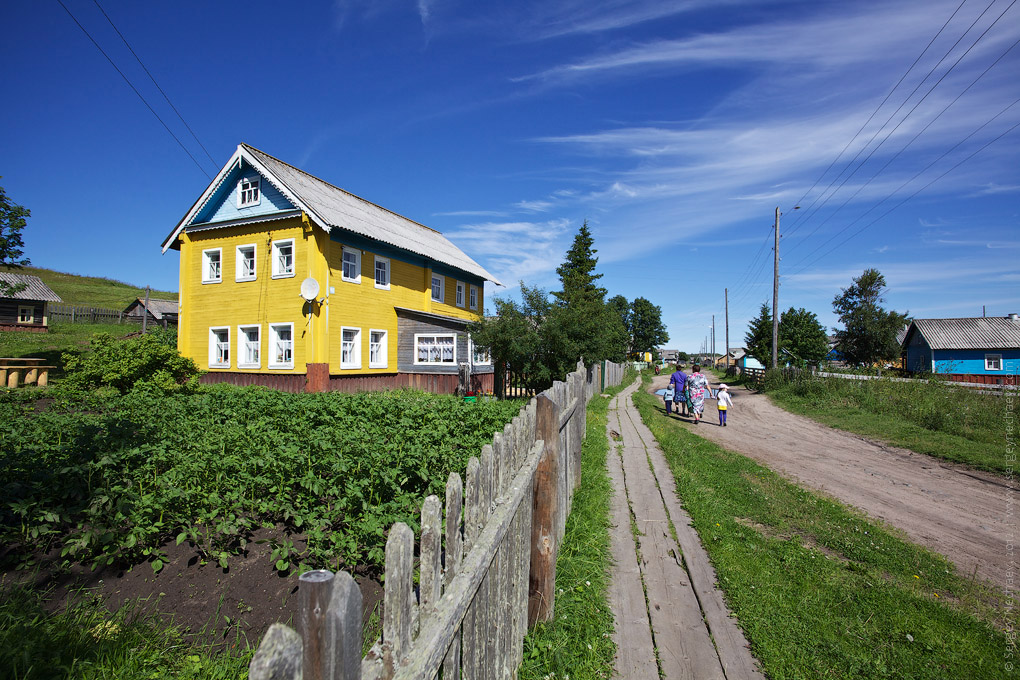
[649, 376, 1017, 592]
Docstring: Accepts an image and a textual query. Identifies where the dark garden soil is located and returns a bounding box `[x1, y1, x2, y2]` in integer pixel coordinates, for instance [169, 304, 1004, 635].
[1, 525, 384, 653]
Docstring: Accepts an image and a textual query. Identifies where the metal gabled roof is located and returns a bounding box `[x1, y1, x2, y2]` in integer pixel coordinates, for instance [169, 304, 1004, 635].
[906, 316, 1020, 350]
[163, 143, 501, 285]
[0, 273, 62, 302]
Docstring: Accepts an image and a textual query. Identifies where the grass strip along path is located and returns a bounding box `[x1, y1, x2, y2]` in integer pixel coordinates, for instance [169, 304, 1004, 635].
[519, 370, 636, 680]
[633, 373, 1017, 679]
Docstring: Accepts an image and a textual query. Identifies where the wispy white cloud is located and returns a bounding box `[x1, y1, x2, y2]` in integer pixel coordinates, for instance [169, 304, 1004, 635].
[445, 218, 573, 288]
[515, 199, 555, 212]
[433, 209, 510, 217]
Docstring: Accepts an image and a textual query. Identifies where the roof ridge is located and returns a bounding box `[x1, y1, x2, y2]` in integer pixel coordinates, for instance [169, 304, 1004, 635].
[240, 143, 441, 235]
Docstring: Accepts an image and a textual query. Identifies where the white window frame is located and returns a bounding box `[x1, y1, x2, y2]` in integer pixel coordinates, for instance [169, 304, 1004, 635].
[341, 327, 362, 369]
[272, 239, 295, 279]
[238, 324, 261, 369]
[369, 329, 388, 368]
[235, 244, 257, 282]
[342, 247, 361, 284]
[456, 281, 465, 308]
[986, 353, 1003, 371]
[17, 305, 34, 324]
[238, 177, 261, 208]
[414, 333, 457, 365]
[269, 323, 294, 369]
[209, 327, 230, 368]
[202, 248, 222, 284]
[374, 256, 390, 290]
[469, 285, 478, 310]
[469, 337, 491, 366]
[431, 274, 444, 303]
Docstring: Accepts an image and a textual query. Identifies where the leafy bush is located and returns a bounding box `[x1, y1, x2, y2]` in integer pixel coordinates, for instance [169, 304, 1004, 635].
[61, 333, 200, 394]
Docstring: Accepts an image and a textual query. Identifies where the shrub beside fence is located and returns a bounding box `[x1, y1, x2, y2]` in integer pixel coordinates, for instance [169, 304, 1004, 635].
[249, 359, 625, 680]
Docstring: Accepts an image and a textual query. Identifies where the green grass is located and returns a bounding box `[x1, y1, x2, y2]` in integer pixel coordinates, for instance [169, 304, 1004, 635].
[519, 369, 636, 680]
[760, 370, 1008, 474]
[633, 373, 1017, 679]
[0, 321, 144, 374]
[19, 266, 177, 308]
[0, 581, 251, 680]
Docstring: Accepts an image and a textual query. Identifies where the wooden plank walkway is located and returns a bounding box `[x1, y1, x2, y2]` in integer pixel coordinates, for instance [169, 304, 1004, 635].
[606, 381, 763, 680]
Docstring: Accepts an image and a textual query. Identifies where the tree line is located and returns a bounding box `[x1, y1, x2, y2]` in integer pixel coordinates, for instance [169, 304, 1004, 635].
[469, 221, 668, 392]
[744, 268, 909, 369]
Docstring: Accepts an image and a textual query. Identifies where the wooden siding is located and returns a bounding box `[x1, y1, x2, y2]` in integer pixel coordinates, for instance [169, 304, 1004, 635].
[177, 216, 485, 380]
[0, 299, 45, 328]
[178, 217, 326, 373]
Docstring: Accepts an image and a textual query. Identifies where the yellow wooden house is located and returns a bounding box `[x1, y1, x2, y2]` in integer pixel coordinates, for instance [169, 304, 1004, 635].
[162, 144, 501, 393]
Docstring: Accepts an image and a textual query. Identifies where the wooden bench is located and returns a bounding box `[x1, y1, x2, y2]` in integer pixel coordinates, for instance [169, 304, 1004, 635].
[0, 358, 55, 388]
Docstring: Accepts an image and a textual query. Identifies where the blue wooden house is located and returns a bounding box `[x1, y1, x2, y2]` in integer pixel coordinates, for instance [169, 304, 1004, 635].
[901, 315, 1020, 385]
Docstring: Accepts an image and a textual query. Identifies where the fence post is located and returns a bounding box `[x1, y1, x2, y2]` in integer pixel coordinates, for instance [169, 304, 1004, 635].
[296, 569, 363, 680]
[529, 394, 560, 626]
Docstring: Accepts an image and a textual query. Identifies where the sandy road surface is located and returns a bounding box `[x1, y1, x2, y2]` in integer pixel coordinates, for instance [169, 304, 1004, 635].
[649, 376, 1017, 592]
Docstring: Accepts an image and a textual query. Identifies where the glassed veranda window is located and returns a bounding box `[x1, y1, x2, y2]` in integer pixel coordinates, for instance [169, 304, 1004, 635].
[415, 334, 456, 365]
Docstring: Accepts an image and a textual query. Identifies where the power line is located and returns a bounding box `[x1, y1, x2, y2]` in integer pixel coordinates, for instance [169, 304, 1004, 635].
[91, 0, 219, 171]
[782, 0, 972, 238]
[789, 100, 1020, 276]
[56, 0, 212, 180]
[785, 0, 1011, 248]
[786, 30, 1020, 261]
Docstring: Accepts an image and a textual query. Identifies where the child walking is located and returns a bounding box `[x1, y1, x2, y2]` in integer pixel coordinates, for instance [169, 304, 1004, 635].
[716, 384, 733, 426]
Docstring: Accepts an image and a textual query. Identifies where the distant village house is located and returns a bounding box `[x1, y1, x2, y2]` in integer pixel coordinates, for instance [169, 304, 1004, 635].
[0, 273, 61, 332]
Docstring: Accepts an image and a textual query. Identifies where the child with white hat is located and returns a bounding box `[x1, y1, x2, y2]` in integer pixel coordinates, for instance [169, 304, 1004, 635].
[716, 384, 733, 426]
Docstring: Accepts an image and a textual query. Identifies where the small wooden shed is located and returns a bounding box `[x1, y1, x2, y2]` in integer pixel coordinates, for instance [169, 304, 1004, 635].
[123, 297, 179, 326]
[0, 273, 62, 332]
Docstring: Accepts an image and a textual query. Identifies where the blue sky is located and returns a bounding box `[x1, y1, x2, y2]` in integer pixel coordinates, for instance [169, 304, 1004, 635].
[3, 0, 1018, 352]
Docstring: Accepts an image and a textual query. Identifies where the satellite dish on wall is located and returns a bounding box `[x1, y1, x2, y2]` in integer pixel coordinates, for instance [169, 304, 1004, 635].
[300, 278, 320, 301]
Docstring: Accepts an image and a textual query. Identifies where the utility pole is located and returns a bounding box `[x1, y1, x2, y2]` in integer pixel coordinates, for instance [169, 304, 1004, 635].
[772, 207, 780, 369]
[725, 288, 730, 369]
[712, 314, 716, 359]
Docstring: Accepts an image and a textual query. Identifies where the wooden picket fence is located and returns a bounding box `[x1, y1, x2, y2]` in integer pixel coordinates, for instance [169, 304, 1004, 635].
[48, 304, 125, 324]
[249, 359, 625, 680]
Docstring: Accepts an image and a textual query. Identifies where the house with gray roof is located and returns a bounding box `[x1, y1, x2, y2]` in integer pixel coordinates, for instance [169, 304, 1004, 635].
[901, 315, 1020, 385]
[123, 298, 179, 326]
[162, 144, 500, 394]
[0, 273, 62, 332]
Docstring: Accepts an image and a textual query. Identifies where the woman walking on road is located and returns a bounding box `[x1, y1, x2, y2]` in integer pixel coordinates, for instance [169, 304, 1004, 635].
[668, 363, 687, 417]
[687, 364, 711, 424]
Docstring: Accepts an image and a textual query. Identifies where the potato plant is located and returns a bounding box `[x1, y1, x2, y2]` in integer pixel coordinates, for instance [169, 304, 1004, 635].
[0, 384, 521, 574]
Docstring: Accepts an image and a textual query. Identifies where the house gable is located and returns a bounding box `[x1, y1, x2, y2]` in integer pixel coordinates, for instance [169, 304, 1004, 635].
[191, 164, 297, 226]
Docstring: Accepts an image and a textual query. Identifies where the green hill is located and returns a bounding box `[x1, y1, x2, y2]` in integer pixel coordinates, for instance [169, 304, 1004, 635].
[20, 267, 177, 309]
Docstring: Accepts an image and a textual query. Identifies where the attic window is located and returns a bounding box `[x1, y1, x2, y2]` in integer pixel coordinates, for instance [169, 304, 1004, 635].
[238, 178, 261, 208]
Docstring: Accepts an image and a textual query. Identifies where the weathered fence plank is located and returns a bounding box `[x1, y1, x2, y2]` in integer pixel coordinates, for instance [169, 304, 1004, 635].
[528, 393, 560, 626]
